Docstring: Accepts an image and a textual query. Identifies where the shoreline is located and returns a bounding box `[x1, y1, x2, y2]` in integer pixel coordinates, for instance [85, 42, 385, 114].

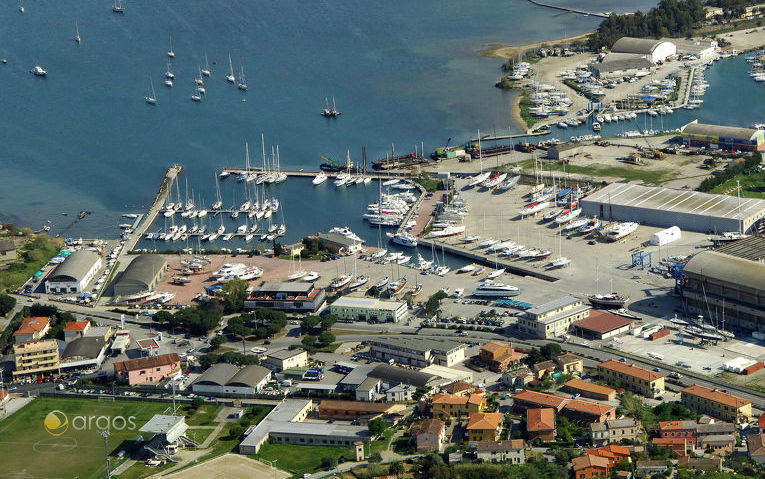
[510, 93, 528, 133]
[478, 32, 593, 60]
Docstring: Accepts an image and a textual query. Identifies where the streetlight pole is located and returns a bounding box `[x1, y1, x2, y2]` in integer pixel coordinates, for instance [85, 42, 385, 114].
[101, 430, 112, 479]
[0, 369, 6, 414]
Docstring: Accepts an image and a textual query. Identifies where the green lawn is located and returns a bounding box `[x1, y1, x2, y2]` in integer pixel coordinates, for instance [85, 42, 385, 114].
[710, 171, 765, 199]
[517, 159, 672, 185]
[367, 428, 395, 456]
[0, 396, 170, 479]
[0, 233, 61, 291]
[252, 442, 354, 475]
[182, 404, 222, 426]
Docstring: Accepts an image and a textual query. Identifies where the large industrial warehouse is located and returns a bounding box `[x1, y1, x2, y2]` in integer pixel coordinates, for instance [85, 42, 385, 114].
[681, 121, 765, 152]
[580, 183, 765, 234]
[610, 37, 677, 63]
[112, 254, 168, 297]
[681, 236, 765, 333]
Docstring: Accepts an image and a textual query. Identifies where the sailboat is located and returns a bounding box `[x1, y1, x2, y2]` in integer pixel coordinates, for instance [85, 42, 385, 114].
[164, 64, 174, 87]
[237, 66, 247, 91]
[201, 52, 211, 77]
[144, 77, 157, 105]
[191, 86, 202, 102]
[112, 0, 125, 14]
[348, 254, 368, 290]
[550, 226, 570, 268]
[287, 255, 307, 281]
[226, 54, 236, 83]
[74, 22, 81, 43]
[211, 173, 223, 210]
[167, 36, 175, 58]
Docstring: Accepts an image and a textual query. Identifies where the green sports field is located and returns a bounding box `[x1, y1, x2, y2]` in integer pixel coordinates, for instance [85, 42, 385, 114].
[0, 396, 171, 479]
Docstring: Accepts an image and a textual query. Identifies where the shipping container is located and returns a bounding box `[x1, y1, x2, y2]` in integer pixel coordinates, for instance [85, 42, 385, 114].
[649, 328, 670, 341]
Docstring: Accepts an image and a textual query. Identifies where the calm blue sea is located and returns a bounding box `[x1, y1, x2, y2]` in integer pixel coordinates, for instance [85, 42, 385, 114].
[1, 0, 658, 244]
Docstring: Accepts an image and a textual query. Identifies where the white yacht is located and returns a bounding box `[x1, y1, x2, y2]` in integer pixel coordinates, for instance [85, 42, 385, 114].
[605, 222, 639, 241]
[312, 172, 328, 185]
[390, 232, 417, 247]
[472, 281, 521, 297]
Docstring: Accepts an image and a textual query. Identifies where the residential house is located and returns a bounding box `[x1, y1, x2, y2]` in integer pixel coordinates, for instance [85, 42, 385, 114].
[698, 434, 735, 455]
[441, 381, 475, 396]
[511, 389, 567, 413]
[658, 421, 698, 445]
[563, 399, 616, 424]
[555, 352, 583, 374]
[696, 421, 736, 440]
[113, 353, 181, 385]
[527, 408, 556, 442]
[651, 437, 688, 456]
[466, 412, 503, 443]
[532, 360, 557, 379]
[63, 320, 91, 342]
[474, 439, 525, 464]
[747, 433, 765, 464]
[478, 341, 526, 372]
[571, 454, 610, 479]
[410, 418, 446, 452]
[563, 378, 616, 401]
[13, 317, 50, 343]
[585, 444, 631, 466]
[590, 418, 642, 447]
[635, 460, 669, 477]
[432, 392, 486, 418]
[598, 360, 665, 398]
[500, 367, 535, 389]
[0, 238, 17, 260]
[681, 385, 752, 423]
[263, 349, 308, 372]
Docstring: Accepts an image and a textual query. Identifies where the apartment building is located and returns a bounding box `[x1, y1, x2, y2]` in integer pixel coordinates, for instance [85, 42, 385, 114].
[681, 385, 752, 423]
[517, 296, 591, 339]
[13, 339, 60, 378]
[598, 360, 665, 398]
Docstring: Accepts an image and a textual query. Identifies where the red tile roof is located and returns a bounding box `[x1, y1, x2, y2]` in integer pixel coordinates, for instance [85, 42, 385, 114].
[63, 320, 90, 331]
[14, 317, 50, 336]
[564, 399, 615, 417]
[513, 389, 567, 409]
[564, 378, 616, 396]
[410, 418, 445, 437]
[682, 384, 751, 409]
[572, 454, 610, 471]
[573, 310, 633, 334]
[527, 408, 556, 431]
[466, 412, 503, 431]
[599, 359, 664, 382]
[114, 353, 180, 374]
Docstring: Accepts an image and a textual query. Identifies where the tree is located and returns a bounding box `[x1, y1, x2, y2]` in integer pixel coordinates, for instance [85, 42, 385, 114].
[301, 315, 321, 330]
[209, 336, 226, 351]
[424, 291, 448, 317]
[321, 456, 338, 469]
[272, 240, 284, 257]
[152, 310, 173, 326]
[0, 294, 16, 315]
[228, 425, 245, 440]
[389, 461, 404, 476]
[221, 278, 248, 313]
[320, 314, 338, 330]
[369, 418, 388, 438]
[412, 386, 429, 401]
[318, 330, 335, 346]
[366, 285, 380, 297]
[368, 452, 382, 463]
[540, 343, 562, 359]
[301, 335, 317, 349]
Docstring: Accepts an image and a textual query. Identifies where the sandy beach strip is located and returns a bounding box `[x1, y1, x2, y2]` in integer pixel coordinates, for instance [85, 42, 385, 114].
[478, 32, 593, 60]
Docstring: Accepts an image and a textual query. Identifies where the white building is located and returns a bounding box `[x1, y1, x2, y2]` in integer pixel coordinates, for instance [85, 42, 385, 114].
[517, 296, 591, 339]
[611, 37, 677, 63]
[650, 226, 681, 246]
[330, 296, 408, 323]
[263, 349, 308, 372]
[369, 338, 466, 367]
[192, 363, 272, 397]
[45, 250, 102, 294]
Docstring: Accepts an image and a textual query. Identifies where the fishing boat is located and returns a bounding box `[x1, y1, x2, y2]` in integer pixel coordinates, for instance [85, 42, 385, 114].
[390, 231, 417, 247]
[312, 172, 328, 185]
[226, 53, 236, 83]
[330, 275, 353, 290]
[144, 77, 157, 105]
[172, 276, 192, 284]
[587, 293, 629, 308]
[472, 281, 520, 297]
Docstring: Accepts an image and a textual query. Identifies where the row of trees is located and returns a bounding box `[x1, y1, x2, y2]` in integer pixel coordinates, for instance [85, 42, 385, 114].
[152, 303, 223, 335]
[225, 308, 288, 341]
[198, 351, 260, 368]
[697, 151, 762, 192]
[587, 0, 707, 50]
[300, 314, 337, 353]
